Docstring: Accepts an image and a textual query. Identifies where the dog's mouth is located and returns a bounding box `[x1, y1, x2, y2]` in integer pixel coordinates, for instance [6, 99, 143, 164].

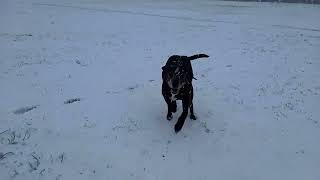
[171, 88, 178, 95]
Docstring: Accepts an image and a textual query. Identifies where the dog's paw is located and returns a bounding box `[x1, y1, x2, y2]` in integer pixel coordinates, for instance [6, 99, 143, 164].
[167, 114, 173, 121]
[174, 123, 183, 133]
[190, 114, 197, 120]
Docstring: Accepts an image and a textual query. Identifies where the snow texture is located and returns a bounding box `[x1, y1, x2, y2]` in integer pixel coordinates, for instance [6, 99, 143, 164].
[1, 0, 320, 179]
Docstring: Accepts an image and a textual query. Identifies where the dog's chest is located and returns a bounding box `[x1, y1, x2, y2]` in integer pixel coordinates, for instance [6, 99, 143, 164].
[169, 89, 189, 101]
[170, 94, 177, 101]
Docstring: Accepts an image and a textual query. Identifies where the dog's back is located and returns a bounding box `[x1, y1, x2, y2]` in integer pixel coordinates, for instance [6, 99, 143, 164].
[162, 54, 209, 82]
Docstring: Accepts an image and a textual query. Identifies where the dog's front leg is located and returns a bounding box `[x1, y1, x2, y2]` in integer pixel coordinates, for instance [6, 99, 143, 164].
[174, 98, 189, 133]
[164, 96, 173, 120]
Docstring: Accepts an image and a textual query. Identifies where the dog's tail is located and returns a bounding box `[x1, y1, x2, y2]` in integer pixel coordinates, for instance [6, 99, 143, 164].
[188, 54, 209, 61]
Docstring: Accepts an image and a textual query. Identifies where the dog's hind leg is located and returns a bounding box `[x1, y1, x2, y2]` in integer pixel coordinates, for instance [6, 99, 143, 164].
[188, 88, 197, 120]
[190, 103, 197, 120]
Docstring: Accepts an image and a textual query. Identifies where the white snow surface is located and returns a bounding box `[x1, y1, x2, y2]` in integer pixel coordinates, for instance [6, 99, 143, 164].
[1, 0, 320, 179]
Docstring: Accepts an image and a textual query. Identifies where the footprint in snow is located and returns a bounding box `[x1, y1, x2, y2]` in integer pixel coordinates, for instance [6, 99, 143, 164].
[13, 105, 39, 115]
[64, 98, 81, 104]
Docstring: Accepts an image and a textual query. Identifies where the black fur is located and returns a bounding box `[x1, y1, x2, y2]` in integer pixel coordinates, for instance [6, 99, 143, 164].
[161, 54, 209, 133]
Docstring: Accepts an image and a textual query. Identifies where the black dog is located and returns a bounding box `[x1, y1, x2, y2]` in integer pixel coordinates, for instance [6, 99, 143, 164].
[161, 54, 209, 133]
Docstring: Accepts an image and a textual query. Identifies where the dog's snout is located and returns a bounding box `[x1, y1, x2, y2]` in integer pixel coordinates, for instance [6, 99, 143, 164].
[171, 88, 178, 94]
[172, 78, 179, 87]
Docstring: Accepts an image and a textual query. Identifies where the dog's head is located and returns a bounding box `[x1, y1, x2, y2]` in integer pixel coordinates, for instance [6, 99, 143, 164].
[162, 64, 188, 95]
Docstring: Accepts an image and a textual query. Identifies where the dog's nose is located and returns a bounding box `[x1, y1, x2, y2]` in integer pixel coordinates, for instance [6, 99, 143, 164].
[171, 89, 178, 94]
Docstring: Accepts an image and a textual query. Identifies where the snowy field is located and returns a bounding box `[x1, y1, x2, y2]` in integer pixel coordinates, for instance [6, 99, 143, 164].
[1, 0, 320, 179]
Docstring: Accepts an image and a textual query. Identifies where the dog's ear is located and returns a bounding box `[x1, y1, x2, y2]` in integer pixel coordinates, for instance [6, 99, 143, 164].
[162, 66, 166, 71]
[161, 66, 168, 80]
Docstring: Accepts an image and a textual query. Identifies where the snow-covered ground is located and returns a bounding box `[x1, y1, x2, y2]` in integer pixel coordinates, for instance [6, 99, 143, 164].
[1, 0, 320, 179]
